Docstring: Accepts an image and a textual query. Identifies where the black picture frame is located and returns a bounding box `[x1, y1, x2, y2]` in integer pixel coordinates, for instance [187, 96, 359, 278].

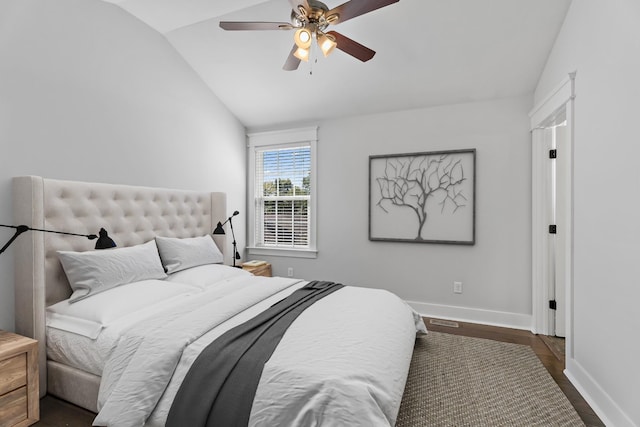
[369, 149, 476, 245]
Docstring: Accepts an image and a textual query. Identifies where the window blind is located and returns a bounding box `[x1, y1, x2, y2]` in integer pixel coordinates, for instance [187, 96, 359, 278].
[255, 145, 311, 248]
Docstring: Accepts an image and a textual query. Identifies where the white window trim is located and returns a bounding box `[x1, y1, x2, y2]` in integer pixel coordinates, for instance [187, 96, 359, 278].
[247, 126, 318, 259]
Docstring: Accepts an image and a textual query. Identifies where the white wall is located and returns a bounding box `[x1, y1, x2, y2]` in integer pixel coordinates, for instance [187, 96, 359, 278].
[258, 95, 533, 329]
[535, 1, 640, 426]
[0, 0, 246, 331]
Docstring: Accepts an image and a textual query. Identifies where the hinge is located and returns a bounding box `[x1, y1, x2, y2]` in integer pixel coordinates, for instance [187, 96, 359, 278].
[549, 149, 557, 159]
[549, 225, 557, 234]
[549, 300, 557, 310]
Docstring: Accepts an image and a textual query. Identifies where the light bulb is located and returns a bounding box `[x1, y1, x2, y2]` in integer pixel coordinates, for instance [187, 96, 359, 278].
[294, 28, 312, 49]
[317, 33, 337, 57]
[294, 46, 310, 62]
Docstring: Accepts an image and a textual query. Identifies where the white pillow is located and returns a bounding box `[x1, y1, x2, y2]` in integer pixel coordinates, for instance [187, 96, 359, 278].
[46, 280, 198, 338]
[58, 240, 167, 303]
[155, 235, 224, 274]
[165, 264, 251, 289]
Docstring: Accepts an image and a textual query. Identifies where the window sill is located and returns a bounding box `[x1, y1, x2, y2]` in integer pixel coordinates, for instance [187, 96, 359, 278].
[247, 246, 318, 259]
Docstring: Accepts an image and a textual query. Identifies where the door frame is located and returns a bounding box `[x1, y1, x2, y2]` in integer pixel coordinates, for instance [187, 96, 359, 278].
[529, 72, 575, 348]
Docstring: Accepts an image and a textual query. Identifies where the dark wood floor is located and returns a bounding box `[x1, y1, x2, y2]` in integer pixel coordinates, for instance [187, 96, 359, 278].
[34, 318, 604, 426]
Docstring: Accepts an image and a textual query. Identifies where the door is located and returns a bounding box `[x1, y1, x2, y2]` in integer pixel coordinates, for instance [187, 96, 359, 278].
[553, 119, 568, 337]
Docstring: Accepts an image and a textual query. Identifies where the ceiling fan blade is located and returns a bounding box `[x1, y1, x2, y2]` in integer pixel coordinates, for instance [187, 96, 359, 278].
[283, 45, 302, 71]
[219, 21, 294, 31]
[327, 31, 376, 62]
[289, 0, 311, 14]
[327, 0, 399, 25]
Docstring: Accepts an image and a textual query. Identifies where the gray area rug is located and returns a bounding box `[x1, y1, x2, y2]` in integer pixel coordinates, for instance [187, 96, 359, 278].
[396, 332, 585, 426]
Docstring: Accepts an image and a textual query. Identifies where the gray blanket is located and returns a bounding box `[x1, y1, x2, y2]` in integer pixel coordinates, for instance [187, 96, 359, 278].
[166, 280, 345, 427]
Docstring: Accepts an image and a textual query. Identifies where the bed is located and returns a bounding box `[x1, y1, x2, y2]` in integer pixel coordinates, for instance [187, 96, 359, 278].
[12, 176, 426, 427]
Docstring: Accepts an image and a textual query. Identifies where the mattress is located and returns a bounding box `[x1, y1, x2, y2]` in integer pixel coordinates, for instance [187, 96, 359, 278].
[45, 280, 205, 375]
[45, 273, 307, 378]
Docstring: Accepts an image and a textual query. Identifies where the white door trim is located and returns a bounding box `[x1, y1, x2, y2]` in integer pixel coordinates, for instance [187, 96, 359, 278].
[529, 72, 576, 339]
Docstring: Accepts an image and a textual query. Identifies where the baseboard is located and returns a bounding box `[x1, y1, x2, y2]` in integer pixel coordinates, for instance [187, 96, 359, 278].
[565, 357, 636, 427]
[407, 301, 533, 331]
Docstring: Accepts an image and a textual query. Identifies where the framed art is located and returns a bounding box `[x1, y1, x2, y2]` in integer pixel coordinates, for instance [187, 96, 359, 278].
[369, 149, 476, 245]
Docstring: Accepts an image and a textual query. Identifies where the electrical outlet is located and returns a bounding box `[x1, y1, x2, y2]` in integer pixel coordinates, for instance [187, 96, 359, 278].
[453, 281, 463, 294]
[287, 267, 294, 277]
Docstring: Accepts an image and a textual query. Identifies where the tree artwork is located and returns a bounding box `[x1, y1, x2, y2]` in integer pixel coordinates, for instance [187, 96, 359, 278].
[369, 150, 475, 244]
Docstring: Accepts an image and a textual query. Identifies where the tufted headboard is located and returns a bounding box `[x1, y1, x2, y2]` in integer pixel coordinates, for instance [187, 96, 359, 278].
[12, 176, 227, 393]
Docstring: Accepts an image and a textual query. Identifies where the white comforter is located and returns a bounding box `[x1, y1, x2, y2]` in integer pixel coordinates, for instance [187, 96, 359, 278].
[92, 275, 426, 427]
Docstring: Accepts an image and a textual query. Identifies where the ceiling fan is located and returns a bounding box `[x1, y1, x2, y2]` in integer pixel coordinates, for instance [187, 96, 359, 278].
[219, 0, 400, 71]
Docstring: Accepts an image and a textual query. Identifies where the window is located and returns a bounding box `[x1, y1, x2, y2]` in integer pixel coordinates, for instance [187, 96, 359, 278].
[258, 146, 310, 247]
[248, 127, 317, 258]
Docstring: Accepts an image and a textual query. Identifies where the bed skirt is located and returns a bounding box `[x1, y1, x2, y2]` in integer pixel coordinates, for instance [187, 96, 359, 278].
[48, 360, 100, 413]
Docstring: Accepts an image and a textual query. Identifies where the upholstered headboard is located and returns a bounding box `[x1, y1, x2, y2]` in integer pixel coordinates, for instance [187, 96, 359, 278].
[12, 176, 227, 393]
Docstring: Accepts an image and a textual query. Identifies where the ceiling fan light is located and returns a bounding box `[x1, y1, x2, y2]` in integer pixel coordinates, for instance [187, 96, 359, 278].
[294, 28, 312, 49]
[318, 33, 337, 57]
[294, 46, 310, 62]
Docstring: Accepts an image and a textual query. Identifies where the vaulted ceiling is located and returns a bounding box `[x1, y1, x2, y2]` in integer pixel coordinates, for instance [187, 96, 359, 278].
[103, 0, 572, 128]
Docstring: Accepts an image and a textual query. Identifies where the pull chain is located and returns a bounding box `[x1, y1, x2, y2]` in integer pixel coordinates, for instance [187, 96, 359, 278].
[309, 37, 318, 75]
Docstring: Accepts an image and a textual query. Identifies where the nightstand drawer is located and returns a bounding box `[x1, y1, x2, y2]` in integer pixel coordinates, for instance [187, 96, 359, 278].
[0, 331, 39, 426]
[0, 354, 27, 396]
[0, 386, 28, 427]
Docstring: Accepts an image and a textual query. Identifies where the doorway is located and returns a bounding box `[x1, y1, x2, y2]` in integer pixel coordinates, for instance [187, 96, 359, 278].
[530, 73, 575, 349]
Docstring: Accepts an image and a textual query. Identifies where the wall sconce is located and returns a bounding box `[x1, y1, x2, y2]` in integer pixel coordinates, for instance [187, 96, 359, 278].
[0, 224, 116, 256]
[213, 211, 241, 268]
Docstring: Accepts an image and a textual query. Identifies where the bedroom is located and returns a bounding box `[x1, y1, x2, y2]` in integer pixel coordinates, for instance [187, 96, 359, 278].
[0, 0, 638, 426]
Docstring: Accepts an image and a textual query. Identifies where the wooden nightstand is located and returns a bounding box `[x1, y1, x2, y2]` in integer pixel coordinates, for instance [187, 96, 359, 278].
[0, 331, 39, 427]
[242, 262, 272, 277]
